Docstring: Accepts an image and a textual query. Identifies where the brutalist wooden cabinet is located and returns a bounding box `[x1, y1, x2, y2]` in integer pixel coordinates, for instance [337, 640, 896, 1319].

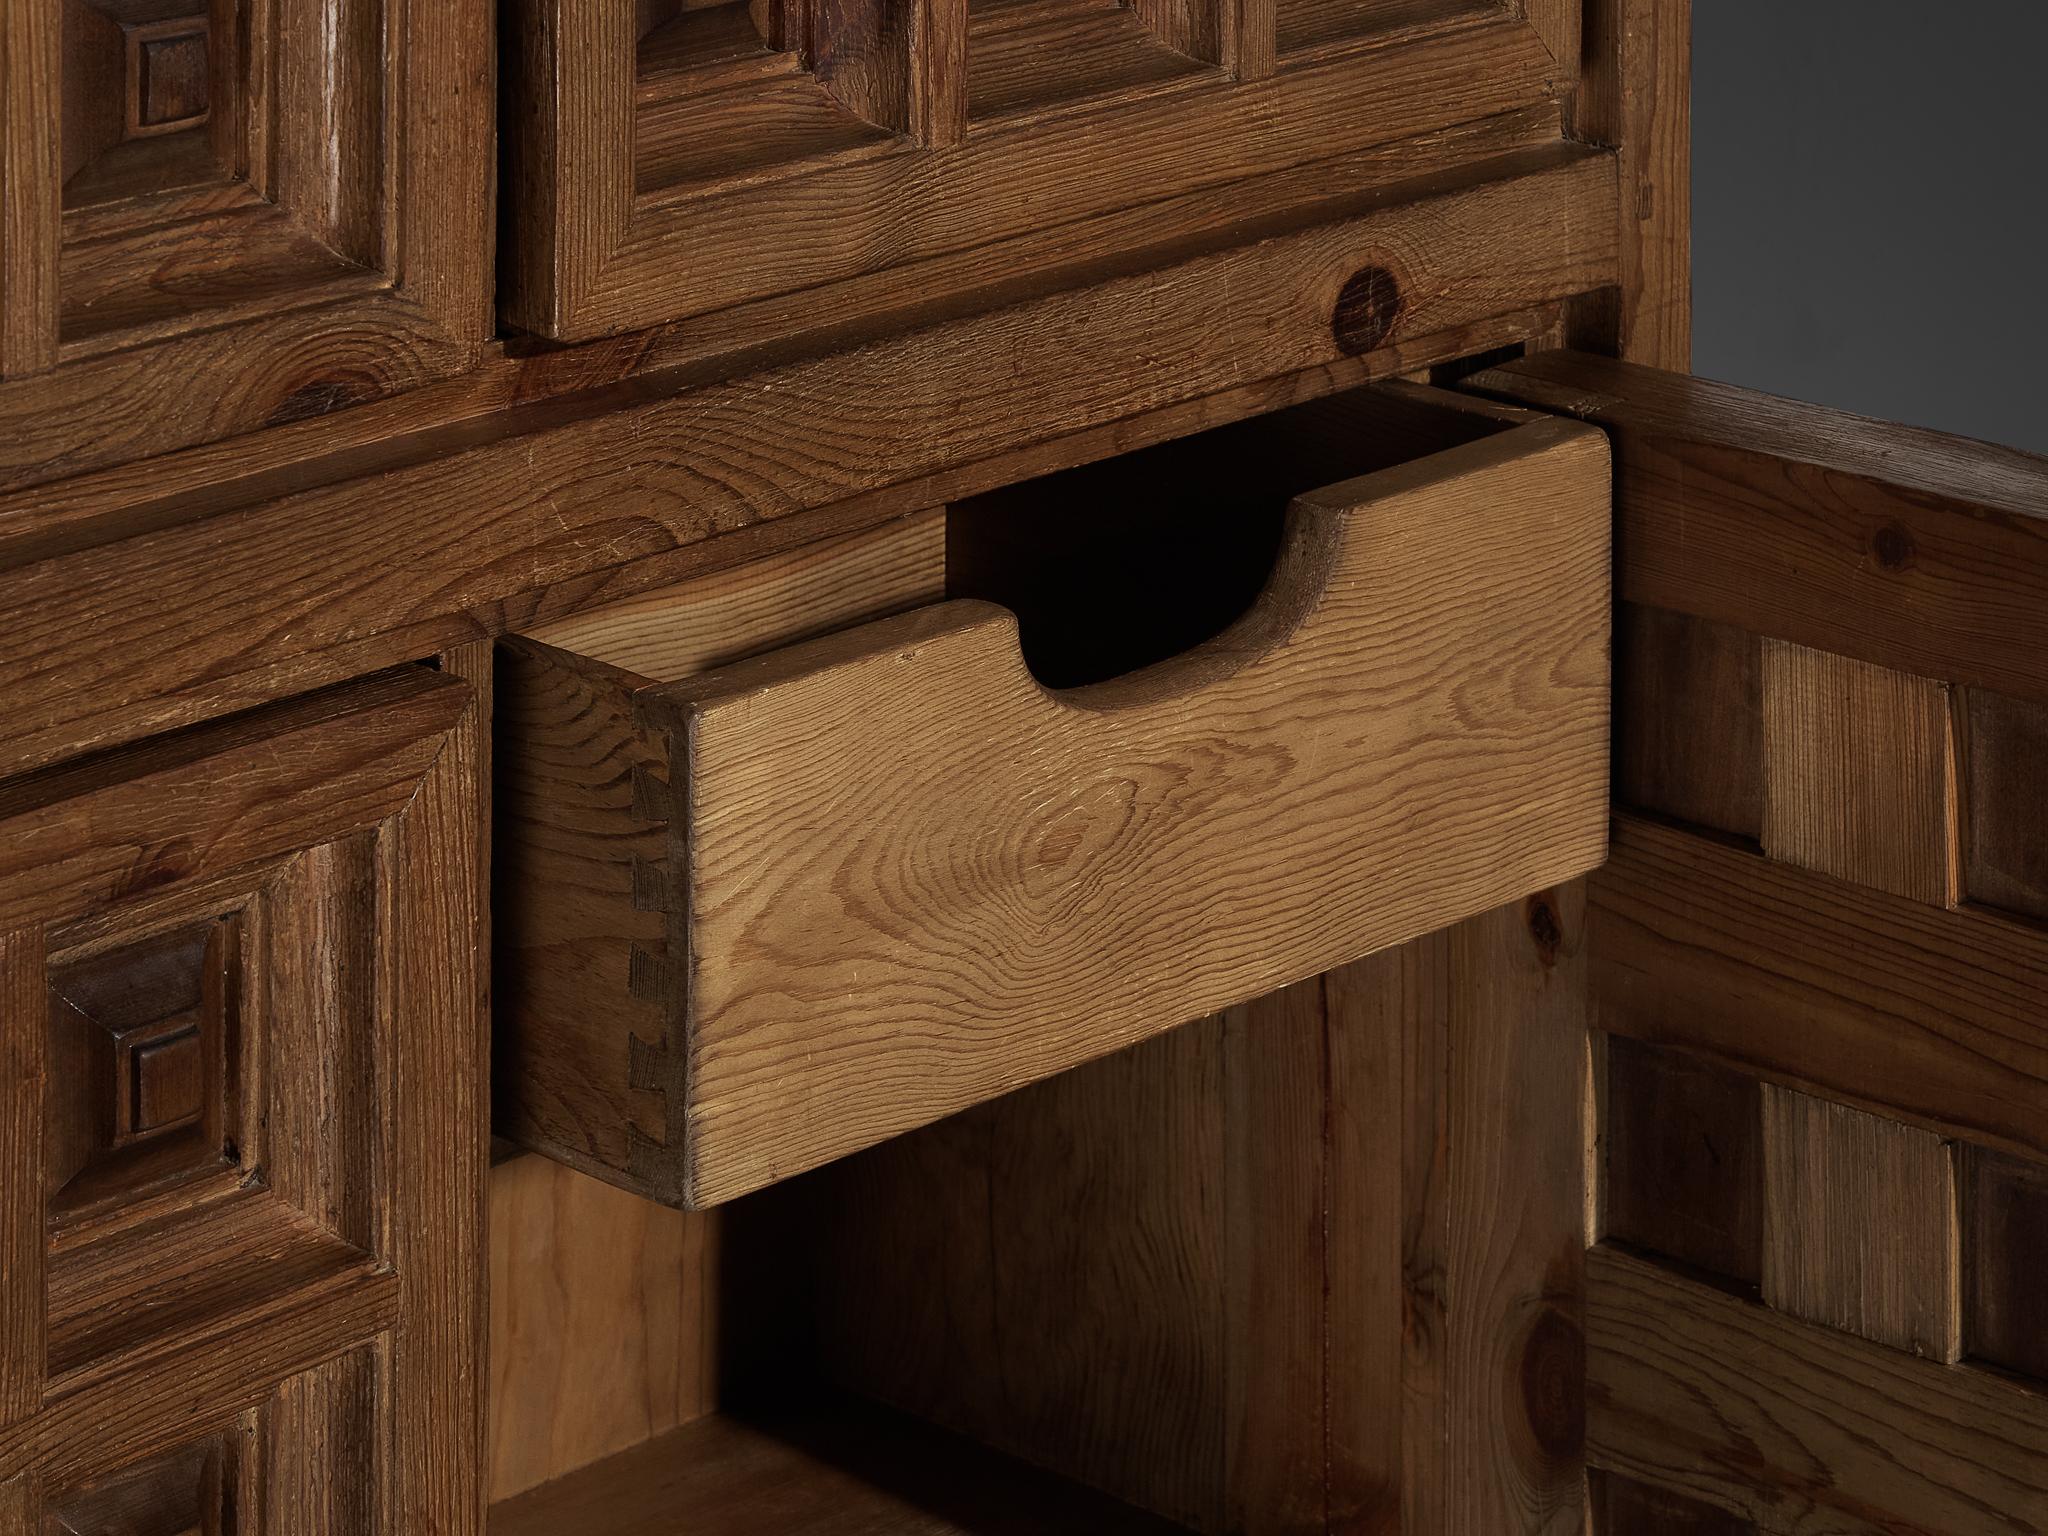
[3, 0, 2047, 1531]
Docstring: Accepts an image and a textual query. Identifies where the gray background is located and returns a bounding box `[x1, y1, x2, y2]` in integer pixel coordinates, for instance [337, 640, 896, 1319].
[1694, 6, 2048, 453]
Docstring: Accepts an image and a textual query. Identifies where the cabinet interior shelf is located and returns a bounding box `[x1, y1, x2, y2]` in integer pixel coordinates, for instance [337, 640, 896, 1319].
[488, 1393, 1191, 1535]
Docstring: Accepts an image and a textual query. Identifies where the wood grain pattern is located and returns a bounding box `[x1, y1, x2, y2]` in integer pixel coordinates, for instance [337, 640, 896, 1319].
[1762, 643, 1958, 906]
[498, 516, 944, 1195]
[1962, 688, 2048, 924]
[0, 670, 469, 933]
[0, 0, 59, 376]
[1, 0, 490, 479]
[489, 1396, 1192, 1535]
[488, 1158, 720, 1501]
[1588, 1245, 2048, 1535]
[1593, 814, 2048, 1164]
[1566, 0, 1689, 366]
[1469, 352, 2048, 706]
[0, 143, 1616, 778]
[509, 0, 1566, 338]
[1964, 1146, 2048, 1385]
[386, 656, 488, 1535]
[0, 929, 43, 1435]
[805, 1019, 1232, 1528]
[1439, 889, 1587, 1536]
[504, 414, 1608, 1205]
[5, 103, 1565, 524]
[1760, 1088, 1960, 1361]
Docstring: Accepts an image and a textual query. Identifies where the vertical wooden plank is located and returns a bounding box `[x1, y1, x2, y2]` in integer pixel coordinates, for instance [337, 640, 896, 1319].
[1221, 979, 1326, 1535]
[803, 1021, 1231, 1531]
[1324, 931, 1451, 1534]
[0, 0, 59, 375]
[0, 926, 44, 1434]
[1961, 688, 2048, 924]
[382, 680, 486, 1534]
[1760, 1087, 1959, 1361]
[1962, 1146, 2048, 1384]
[1613, 604, 1763, 842]
[1599, 1035, 1763, 1288]
[1440, 888, 1587, 1535]
[1568, 0, 1690, 367]
[1762, 641, 1958, 906]
[266, 836, 382, 1253]
[267, 1349, 380, 1535]
[487, 1157, 720, 1501]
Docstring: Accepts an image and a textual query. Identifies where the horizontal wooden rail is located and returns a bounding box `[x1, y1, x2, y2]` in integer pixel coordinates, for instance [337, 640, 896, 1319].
[0, 142, 1616, 778]
[1593, 814, 2048, 1162]
[1467, 352, 2048, 703]
[1588, 1245, 2048, 1535]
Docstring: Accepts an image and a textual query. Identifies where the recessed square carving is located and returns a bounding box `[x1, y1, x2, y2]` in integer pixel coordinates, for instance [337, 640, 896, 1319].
[43, 1428, 237, 1536]
[61, 0, 213, 190]
[1601, 1034, 1764, 1288]
[134, 21, 212, 133]
[1964, 1145, 2048, 1383]
[45, 917, 236, 1218]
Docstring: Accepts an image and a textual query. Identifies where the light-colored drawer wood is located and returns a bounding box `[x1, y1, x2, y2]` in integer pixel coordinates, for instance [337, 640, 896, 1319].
[496, 387, 1612, 1207]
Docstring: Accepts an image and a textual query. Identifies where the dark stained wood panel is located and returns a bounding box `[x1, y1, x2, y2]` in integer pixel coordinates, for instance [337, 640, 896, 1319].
[1964, 1145, 2048, 1385]
[1600, 1034, 1762, 1288]
[1613, 603, 1762, 841]
[1589, 1469, 1756, 1536]
[1962, 688, 2048, 925]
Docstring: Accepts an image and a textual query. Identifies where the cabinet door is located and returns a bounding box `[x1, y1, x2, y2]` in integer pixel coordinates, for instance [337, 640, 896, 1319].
[0, 0, 492, 488]
[1478, 351, 2048, 1531]
[0, 669, 485, 1533]
[502, 0, 1579, 339]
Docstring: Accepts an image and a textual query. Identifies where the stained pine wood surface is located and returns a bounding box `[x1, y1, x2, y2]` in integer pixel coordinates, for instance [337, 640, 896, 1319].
[501, 412, 1608, 1206]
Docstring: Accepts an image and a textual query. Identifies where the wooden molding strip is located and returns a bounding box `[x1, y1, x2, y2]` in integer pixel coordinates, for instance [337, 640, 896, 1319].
[0, 144, 1617, 778]
[0, 669, 471, 931]
[1593, 813, 2048, 1162]
[1468, 351, 2048, 703]
[1588, 1245, 2048, 1534]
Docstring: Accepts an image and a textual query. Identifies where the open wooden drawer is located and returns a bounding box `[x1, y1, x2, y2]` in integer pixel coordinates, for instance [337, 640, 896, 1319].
[494, 383, 1611, 1207]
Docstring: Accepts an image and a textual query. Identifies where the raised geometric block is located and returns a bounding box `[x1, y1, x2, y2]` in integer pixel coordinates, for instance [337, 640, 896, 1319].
[45, 918, 232, 1214]
[61, 0, 211, 188]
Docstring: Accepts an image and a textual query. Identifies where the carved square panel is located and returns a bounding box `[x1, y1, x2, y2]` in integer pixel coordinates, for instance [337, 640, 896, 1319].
[0, 0, 491, 487]
[46, 917, 236, 1219]
[504, 0, 1575, 339]
[0, 668, 483, 1525]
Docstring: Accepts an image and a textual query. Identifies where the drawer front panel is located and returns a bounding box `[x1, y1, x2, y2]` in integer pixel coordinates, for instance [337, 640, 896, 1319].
[505, 0, 1579, 339]
[499, 395, 1611, 1206]
[0, 669, 484, 1529]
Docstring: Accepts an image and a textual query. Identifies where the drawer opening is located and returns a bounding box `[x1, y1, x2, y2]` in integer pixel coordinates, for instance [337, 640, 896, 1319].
[944, 382, 1519, 688]
[495, 377, 1610, 1215]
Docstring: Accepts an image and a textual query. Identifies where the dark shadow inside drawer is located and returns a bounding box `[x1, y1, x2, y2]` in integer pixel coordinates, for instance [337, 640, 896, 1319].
[947, 384, 1508, 686]
[493, 381, 1611, 1211]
